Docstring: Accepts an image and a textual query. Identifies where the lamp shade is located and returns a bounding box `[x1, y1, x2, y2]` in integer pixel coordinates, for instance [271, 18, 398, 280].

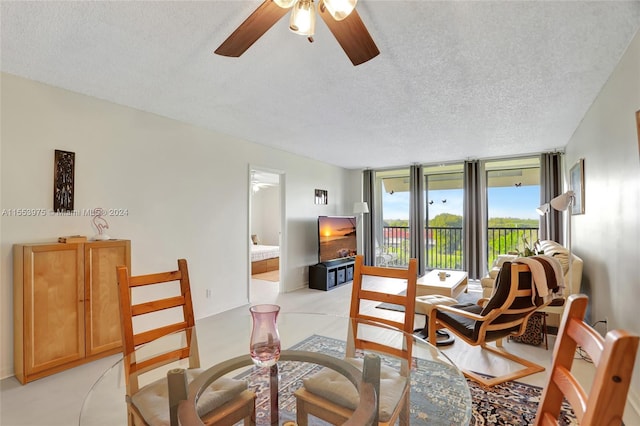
[323, 0, 357, 20]
[550, 191, 574, 211]
[273, 0, 297, 8]
[353, 202, 369, 214]
[289, 0, 315, 36]
[536, 203, 550, 215]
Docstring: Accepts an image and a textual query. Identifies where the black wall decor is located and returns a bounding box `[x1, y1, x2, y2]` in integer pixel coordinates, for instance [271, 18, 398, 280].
[54, 150, 75, 212]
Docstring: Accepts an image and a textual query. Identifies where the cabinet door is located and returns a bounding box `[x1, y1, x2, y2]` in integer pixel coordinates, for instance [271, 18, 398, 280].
[23, 244, 85, 376]
[84, 240, 130, 356]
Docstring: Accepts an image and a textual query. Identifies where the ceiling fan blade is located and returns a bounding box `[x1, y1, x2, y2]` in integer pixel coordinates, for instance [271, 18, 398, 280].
[318, 1, 379, 66]
[215, 0, 289, 57]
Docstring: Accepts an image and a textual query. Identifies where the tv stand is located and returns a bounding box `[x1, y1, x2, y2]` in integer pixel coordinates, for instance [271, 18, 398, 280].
[309, 258, 355, 291]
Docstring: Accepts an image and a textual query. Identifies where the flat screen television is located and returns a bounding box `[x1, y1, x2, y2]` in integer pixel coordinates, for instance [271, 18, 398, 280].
[317, 215, 357, 263]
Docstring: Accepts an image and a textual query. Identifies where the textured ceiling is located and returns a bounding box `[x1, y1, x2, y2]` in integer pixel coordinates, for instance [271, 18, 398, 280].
[2, 1, 639, 169]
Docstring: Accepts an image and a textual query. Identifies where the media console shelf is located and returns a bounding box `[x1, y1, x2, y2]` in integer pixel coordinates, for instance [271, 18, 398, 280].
[309, 258, 355, 291]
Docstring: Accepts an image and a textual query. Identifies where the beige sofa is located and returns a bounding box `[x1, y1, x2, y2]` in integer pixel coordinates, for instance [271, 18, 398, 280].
[481, 240, 583, 301]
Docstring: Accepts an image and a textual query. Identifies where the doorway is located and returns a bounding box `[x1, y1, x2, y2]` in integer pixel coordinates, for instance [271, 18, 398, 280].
[248, 168, 284, 304]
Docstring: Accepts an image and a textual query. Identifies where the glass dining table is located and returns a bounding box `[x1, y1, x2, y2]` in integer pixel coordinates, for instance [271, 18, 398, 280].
[79, 311, 471, 425]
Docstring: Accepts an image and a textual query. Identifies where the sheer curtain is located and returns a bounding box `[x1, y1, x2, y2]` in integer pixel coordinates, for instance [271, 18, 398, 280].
[463, 160, 487, 279]
[409, 165, 425, 275]
[540, 152, 563, 243]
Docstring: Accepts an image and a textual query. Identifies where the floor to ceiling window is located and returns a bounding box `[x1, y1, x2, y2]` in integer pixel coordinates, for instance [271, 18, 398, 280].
[374, 169, 410, 267]
[423, 164, 464, 271]
[369, 156, 542, 274]
[485, 157, 541, 267]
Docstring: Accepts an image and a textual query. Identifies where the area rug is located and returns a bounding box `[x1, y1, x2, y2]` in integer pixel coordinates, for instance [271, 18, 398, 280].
[252, 270, 280, 282]
[235, 334, 577, 425]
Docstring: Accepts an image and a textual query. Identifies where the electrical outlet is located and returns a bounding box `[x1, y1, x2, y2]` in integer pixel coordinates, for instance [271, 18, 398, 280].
[206, 289, 212, 298]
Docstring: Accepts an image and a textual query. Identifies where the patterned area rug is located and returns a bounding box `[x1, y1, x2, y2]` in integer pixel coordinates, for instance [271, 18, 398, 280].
[235, 335, 577, 425]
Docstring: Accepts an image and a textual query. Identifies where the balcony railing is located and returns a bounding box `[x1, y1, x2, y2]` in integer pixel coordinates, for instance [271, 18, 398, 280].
[380, 226, 539, 270]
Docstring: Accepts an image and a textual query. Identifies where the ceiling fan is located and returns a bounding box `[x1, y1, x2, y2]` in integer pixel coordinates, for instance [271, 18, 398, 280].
[215, 0, 379, 66]
[251, 171, 279, 192]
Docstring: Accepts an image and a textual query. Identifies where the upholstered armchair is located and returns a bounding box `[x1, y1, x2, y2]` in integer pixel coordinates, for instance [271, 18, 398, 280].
[481, 241, 583, 301]
[481, 240, 584, 349]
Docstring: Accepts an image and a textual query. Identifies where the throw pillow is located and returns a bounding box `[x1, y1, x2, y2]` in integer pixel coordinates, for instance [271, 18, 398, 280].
[550, 251, 570, 274]
[539, 241, 570, 274]
[510, 312, 544, 346]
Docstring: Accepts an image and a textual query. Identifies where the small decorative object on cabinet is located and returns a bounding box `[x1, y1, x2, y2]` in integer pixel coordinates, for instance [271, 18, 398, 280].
[309, 258, 355, 291]
[13, 239, 131, 384]
[91, 207, 111, 240]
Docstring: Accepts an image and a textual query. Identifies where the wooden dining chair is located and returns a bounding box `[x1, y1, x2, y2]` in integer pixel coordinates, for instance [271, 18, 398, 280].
[294, 255, 418, 425]
[535, 294, 639, 425]
[428, 261, 550, 387]
[116, 259, 255, 426]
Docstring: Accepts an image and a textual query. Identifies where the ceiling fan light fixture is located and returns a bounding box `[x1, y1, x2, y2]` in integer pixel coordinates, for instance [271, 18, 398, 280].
[323, 0, 357, 20]
[289, 0, 316, 36]
[273, 0, 297, 8]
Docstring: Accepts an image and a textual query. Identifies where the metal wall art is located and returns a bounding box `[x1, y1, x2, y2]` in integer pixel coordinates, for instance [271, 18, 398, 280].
[54, 150, 75, 212]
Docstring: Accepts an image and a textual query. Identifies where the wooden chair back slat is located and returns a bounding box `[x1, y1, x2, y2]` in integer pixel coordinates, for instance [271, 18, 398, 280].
[565, 319, 605, 366]
[130, 347, 192, 376]
[551, 365, 588, 419]
[131, 296, 186, 316]
[117, 259, 199, 396]
[534, 294, 639, 425]
[357, 314, 402, 331]
[129, 270, 183, 286]
[133, 322, 189, 347]
[349, 255, 418, 365]
[358, 341, 407, 361]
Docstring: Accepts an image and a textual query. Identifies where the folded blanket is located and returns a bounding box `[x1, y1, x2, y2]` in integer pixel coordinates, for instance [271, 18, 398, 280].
[514, 255, 565, 304]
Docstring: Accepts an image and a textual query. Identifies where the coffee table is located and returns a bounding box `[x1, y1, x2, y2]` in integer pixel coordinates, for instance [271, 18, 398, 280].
[417, 269, 468, 298]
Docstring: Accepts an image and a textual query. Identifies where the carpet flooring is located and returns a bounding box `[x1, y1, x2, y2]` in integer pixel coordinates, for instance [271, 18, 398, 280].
[235, 334, 577, 425]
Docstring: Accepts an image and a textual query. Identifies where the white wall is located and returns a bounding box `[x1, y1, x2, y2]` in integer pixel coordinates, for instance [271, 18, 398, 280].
[251, 185, 280, 246]
[0, 73, 354, 378]
[564, 30, 640, 414]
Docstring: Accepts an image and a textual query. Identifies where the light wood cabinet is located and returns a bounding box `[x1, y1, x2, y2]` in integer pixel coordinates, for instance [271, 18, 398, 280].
[13, 240, 131, 384]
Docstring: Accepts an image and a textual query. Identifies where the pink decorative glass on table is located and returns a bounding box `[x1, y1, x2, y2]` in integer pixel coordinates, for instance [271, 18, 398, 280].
[249, 304, 282, 367]
[249, 304, 282, 424]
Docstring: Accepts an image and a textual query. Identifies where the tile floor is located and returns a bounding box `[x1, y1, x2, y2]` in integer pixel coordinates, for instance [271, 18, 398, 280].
[1, 277, 638, 425]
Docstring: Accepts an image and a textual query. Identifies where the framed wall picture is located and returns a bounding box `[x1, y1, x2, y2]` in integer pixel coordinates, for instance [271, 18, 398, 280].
[636, 110, 639, 159]
[314, 189, 328, 205]
[54, 149, 75, 212]
[570, 158, 584, 215]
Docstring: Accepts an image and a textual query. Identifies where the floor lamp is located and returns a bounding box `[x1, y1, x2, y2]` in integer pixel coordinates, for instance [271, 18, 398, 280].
[550, 190, 574, 293]
[353, 202, 369, 255]
[536, 202, 550, 241]
[536, 190, 575, 349]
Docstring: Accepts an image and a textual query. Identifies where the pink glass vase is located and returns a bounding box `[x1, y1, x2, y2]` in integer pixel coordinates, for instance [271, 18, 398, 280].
[249, 304, 281, 367]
